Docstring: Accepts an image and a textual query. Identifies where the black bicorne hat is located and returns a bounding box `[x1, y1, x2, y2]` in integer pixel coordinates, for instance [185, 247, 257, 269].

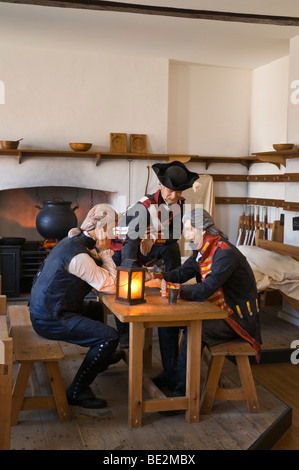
[152, 161, 199, 191]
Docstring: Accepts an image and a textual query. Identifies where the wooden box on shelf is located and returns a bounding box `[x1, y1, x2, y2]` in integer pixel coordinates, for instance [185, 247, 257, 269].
[110, 133, 127, 153]
[130, 134, 147, 154]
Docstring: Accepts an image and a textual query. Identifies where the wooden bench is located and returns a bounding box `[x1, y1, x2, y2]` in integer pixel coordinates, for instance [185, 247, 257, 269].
[200, 339, 260, 414]
[0, 293, 13, 450]
[8, 305, 71, 425]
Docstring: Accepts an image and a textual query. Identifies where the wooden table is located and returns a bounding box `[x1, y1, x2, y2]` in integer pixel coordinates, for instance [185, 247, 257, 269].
[101, 289, 228, 428]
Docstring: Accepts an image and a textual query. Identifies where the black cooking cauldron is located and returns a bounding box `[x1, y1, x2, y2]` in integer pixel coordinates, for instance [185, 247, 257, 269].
[35, 197, 78, 240]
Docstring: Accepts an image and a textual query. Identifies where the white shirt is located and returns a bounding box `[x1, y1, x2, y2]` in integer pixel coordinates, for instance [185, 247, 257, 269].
[67, 244, 117, 294]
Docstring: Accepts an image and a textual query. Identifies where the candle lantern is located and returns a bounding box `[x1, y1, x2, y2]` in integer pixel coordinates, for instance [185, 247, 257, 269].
[115, 259, 146, 305]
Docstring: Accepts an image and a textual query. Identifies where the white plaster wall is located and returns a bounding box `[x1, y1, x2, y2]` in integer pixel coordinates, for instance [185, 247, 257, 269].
[0, 49, 253, 243]
[0, 45, 169, 210]
[167, 61, 251, 156]
[250, 56, 289, 154]
[287, 35, 299, 247]
[282, 36, 299, 327]
[167, 61, 251, 242]
[249, 56, 291, 236]
[250, 48, 299, 325]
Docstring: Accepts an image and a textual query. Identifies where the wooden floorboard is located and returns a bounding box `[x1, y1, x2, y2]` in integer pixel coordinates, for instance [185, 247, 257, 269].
[10, 333, 290, 451]
[252, 362, 299, 450]
[7, 300, 296, 451]
[259, 306, 299, 351]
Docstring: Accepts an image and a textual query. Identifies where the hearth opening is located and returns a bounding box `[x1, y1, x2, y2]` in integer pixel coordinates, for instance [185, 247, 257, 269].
[0, 186, 117, 298]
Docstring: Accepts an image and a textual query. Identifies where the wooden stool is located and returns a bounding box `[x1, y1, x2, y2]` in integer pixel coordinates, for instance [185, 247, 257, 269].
[200, 339, 260, 414]
[0, 295, 13, 450]
[9, 306, 71, 425]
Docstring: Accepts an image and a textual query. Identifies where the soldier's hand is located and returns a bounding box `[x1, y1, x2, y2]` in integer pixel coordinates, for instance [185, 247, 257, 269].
[96, 237, 110, 251]
[145, 278, 162, 288]
[140, 238, 155, 256]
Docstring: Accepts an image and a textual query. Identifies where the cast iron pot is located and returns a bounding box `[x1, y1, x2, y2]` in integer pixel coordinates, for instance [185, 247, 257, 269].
[35, 197, 78, 240]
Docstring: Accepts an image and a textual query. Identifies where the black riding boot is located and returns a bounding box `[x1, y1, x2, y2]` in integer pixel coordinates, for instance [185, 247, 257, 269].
[66, 338, 122, 409]
[153, 326, 180, 390]
[114, 317, 129, 349]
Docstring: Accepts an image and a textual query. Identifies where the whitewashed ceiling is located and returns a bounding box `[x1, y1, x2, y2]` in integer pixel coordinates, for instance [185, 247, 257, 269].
[1, 0, 299, 69]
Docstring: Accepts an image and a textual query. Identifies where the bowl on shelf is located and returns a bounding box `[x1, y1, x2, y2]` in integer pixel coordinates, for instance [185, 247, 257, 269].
[0, 138, 23, 149]
[69, 142, 92, 152]
[272, 143, 294, 151]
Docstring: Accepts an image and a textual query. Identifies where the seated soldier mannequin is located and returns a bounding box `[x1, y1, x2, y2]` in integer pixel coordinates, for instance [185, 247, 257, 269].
[112, 161, 200, 348]
[29, 204, 125, 409]
[146, 208, 261, 403]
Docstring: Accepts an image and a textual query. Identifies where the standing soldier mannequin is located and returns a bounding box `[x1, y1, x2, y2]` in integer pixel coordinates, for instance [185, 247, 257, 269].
[112, 161, 199, 348]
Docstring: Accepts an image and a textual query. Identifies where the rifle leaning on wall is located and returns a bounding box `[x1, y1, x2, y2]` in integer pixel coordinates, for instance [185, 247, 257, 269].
[263, 206, 268, 240]
[247, 206, 255, 245]
[250, 206, 259, 246]
[243, 207, 251, 245]
[236, 205, 246, 246]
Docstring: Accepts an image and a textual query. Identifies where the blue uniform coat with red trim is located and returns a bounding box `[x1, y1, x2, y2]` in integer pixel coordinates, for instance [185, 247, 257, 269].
[163, 234, 262, 353]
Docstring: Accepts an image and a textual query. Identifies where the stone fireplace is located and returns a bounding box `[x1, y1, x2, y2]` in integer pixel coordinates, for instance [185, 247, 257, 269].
[0, 185, 118, 298]
[0, 186, 117, 241]
[0, 155, 156, 298]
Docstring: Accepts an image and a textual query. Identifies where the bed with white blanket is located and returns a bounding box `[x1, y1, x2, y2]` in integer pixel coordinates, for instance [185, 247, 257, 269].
[238, 236, 299, 312]
[237, 235, 299, 361]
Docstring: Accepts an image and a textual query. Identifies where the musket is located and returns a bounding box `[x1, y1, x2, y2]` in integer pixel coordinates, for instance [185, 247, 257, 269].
[243, 206, 250, 245]
[264, 206, 268, 240]
[236, 205, 246, 246]
[247, 206, 254, 244]
[251, 205, 259, 245]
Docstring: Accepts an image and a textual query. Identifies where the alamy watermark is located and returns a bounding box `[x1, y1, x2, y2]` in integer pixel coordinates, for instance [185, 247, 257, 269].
[98, 197, 204, 251]
[0, 80, 5, 104]
[290, 80, 299, 104]
[290, 340, 299, 364]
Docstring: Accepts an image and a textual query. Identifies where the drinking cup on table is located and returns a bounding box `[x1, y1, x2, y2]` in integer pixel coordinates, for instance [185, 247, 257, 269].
[168, 288, 178, 305]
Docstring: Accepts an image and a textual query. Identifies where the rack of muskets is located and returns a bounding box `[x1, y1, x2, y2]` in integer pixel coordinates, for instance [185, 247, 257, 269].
[236, 206, 284, 246]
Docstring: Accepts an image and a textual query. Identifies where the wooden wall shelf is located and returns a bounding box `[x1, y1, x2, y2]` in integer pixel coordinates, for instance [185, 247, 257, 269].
[100, 150, 299, 169]
[215, 197, 299, 211]
[0, 147, 298, 211]
[97, 152, 299, 169]
[0, 149, 103, 165]
[98, 152, 259, 169]
[1, 149, 298, 168]
[283, 201, 299, 211]
[1, 149, 251, 167]
[251, 149, 299, 168]
[212, 173, 299, 182]
[252, 149, 299, 156]
[216, 197, 284, 207]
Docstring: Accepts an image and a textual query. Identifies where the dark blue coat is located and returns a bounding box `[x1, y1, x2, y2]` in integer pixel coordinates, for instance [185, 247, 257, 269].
[163, 235, 262, 348]
[119, 189, 184, 262]
[29, 233, 99, 321]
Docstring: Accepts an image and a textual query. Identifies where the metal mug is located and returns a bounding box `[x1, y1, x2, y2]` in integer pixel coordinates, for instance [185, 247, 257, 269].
[168, 288, 178, 305]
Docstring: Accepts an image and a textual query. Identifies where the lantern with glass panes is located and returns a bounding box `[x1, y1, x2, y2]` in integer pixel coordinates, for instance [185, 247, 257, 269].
[115, 259, 146, 305]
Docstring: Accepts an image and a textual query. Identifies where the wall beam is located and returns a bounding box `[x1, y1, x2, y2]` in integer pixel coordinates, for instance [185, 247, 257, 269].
[1, 1, 299, 26]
